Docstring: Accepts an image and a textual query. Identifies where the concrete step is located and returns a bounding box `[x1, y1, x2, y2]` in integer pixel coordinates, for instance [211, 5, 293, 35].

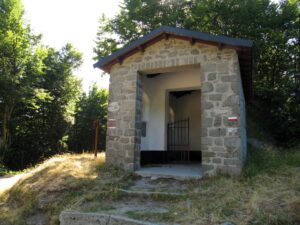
[135, 164, 202, 180]
[118, 177, 191, 197]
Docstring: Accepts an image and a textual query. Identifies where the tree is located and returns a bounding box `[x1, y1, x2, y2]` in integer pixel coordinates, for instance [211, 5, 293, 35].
[68, 85, 108, 153]
[0, 0, 43, 152]
[4, 44, 82, 170]
[93, 0, 193, 59]
[94, 0, 300, 145]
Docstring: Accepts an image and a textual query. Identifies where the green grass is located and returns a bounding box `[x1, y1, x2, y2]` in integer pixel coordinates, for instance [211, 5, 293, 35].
[244, 147, 300, 177]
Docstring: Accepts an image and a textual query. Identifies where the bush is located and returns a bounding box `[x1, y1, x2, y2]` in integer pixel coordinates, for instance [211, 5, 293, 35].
[244, 147, 300, 178]
[0, 163, 7, 176]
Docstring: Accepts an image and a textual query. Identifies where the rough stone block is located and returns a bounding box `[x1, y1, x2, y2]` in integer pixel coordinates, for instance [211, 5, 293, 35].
[214, 116, 222, 126]
[209, 128, 226, 137]
[231, 82, 239, 94]
[217, 62, 229, 73]
[221, 75, 237, 82]
[202, 63, 217, 72]
[201, 137, 213, 145]
[202, 82, 214, 93]
[202, 151, 216, 157]
[124, 129, 135, 136]
[224, 137, 241, 148]
[216, 83, 229, 93]
[207, 73, 217, 81]
[214, 138, 223, 146]
[203, 101, 213, 109]
[202, 118, 213, 127]
[212, 158, 222, 164]
[223, 95, 239, 106]
[224, 158, 241, 166]
[209, 94, 222, 101]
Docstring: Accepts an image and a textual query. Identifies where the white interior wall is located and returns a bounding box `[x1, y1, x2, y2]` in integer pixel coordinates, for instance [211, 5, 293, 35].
[168, 91, 201, 150]
[141, 67, 201, 151]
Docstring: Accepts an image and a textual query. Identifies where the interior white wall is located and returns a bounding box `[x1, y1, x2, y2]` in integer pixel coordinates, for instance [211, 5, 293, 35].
[141, 67, 201, 151]
[169, 91, 201, 150]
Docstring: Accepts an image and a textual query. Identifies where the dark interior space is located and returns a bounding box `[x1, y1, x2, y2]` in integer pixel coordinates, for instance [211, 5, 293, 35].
[140, 150, 201, 166]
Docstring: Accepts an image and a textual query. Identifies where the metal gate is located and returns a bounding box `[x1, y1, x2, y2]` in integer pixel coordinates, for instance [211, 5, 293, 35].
[167, 118, 189, 151]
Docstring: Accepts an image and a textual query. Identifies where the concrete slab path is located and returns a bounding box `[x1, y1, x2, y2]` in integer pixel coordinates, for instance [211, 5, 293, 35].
[0, 173, 26, 194]
[135, 164, 202, 180]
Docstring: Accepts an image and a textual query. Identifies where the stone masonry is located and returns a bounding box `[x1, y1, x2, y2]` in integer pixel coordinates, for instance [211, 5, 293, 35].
[106, 37, 246, 176]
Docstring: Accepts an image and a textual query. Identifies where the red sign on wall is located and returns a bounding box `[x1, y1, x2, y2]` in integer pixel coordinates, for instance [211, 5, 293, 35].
[228, 116, 238, 122]
[108, 119, 117, 128]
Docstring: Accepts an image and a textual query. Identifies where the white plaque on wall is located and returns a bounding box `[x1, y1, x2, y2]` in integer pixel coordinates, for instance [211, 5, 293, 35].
[108, 102, 120, 112]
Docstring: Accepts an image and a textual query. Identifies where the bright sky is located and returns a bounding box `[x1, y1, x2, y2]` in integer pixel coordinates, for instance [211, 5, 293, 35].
[23, 0, 122, 92]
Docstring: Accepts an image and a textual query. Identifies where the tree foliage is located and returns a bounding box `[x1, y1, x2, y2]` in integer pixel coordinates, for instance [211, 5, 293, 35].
[0, 0, 85, 169]
[4, 44, 82, 170]
[94, 0, 300, 145]
[0, 0, 42, 151]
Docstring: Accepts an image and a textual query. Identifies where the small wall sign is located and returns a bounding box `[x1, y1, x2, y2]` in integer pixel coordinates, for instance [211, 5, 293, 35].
[228, 116, 238, 122]
[108, 119, 117, 128]
[108, 102, 120, 112]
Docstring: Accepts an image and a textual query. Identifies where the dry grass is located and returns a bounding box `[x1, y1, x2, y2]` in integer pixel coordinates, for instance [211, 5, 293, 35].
[0, 153, 131, 225]
[171, 167, 300, 225]
[0, 149, 299, 225]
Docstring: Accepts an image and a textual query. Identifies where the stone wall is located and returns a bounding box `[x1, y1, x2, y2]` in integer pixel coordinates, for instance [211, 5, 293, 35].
[106, 38, 246, 175]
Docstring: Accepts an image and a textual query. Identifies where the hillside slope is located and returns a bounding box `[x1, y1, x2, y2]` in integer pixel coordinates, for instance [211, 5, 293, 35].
[0, 149, 299, 225]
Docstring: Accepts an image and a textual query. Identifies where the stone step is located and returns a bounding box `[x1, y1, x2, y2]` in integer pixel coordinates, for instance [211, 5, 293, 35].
[60, 211, 167, 225]
[118, 188, 184, 197]
[125, 177, 191, 194]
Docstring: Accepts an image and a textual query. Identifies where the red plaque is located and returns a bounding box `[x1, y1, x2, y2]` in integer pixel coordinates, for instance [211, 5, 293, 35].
[228, 116, 238, 122]
[108, 119, 116, 128]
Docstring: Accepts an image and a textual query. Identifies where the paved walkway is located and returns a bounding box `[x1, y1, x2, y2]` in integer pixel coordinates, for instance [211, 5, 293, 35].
[0, 173, 25, 193]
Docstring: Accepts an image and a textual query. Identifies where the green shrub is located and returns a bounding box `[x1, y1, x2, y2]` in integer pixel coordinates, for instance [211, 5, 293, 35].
[244, 147, 300, 178]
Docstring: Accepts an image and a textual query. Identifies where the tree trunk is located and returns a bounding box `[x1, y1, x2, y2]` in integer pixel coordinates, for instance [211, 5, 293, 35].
[0, 102, 14, 151]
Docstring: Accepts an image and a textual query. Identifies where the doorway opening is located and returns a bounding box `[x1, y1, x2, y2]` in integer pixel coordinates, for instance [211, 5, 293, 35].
[166, 89, 202, 163]
[138, 68, 202, 179]
[140, 89, 202, 165]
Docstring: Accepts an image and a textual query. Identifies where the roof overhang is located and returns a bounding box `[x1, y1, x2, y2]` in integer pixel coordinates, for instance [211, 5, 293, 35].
[94, 26, 254, 100]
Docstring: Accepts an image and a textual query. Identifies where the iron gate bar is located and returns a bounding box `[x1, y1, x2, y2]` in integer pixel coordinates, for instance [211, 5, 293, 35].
[167, 118, 189, 151]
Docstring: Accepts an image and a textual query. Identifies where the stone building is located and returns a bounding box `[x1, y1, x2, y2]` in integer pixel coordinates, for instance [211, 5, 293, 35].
[94, 26, 253, 177]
